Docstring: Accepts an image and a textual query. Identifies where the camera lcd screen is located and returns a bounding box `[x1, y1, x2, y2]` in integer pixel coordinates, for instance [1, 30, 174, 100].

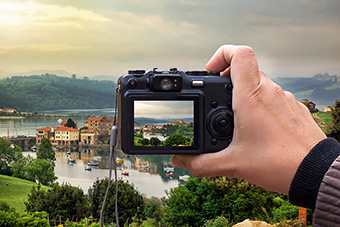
[134, 101, 194, 147]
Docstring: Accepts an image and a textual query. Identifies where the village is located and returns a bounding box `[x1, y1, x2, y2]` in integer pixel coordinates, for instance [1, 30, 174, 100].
[35, 116, 114, 147]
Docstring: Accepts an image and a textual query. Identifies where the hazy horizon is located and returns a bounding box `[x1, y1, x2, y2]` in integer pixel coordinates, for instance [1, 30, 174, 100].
[0, 0, 339, 80]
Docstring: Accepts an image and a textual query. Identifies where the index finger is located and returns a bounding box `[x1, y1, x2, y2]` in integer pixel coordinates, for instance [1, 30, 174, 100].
[206, 45, 260, 95]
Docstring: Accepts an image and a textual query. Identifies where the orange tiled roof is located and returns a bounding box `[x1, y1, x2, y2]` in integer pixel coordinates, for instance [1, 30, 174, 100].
[36, 126, 57, 131]
[55, 126, 79, 132]
[81, 129, 97, 133]
[102, 118, 114, 122]
[60, 121, 67, 125]
[88, 117, 104, 121]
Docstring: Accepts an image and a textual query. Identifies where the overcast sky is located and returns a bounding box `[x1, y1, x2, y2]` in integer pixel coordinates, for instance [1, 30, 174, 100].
[135, 101, 193, 119]
[0, 0, 339, 79]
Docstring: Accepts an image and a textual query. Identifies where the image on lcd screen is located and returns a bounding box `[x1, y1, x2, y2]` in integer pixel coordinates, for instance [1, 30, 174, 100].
[134, 101, 194, 147]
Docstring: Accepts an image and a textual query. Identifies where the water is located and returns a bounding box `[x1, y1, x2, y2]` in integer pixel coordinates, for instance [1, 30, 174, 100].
[3, 109, 191, 198]
[24, 149, 190, 198]
[0, 117, 88, 137]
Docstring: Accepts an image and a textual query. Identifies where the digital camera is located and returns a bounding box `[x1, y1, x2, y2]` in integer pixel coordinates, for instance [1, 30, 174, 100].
[116, 68, 234, 155]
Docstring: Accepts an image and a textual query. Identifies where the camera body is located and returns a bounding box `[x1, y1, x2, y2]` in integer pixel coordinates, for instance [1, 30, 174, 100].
[116, 68, 233, 155]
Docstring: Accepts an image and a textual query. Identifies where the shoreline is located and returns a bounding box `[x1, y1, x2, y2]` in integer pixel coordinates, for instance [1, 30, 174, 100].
[0, 116, 25, 119]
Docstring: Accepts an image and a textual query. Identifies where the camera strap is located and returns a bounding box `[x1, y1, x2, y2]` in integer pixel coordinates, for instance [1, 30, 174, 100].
[100, 87, 119, 227]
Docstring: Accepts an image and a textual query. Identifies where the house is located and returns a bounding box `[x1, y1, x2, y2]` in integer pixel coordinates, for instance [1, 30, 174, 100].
[0, 108, 17, 113]
[36, 126, 79, 146]
[80, 129, 99, 145]
[36, 126, 59, 144]
[87, 117, 114, 135]
[54, 127, 79, 146]
[301, 100, 316, 113]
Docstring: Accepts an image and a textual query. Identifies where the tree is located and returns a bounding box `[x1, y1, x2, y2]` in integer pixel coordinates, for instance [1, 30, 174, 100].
[27, 158, 57, 185]
[37, 137, 56, 168]
[327, 99, 340, 142]
[72, 74, 77, 79]
[0, 137, 23, 175]
[150, 137, 161, 146]
[88, 178, 145, 225]
[138, 138, 150, 146]
[64, 118, 77, 129]
[25, 183, 89, 221]
[164, 133, 190, 146]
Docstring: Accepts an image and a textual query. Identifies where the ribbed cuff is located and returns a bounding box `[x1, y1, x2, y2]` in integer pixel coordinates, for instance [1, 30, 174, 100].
[289, 138, 340, 209]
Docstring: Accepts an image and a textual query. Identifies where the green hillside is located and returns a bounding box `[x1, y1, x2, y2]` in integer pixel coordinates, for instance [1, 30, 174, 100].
[0, 174, 50, 212]
[273, 73, 340, 107]
[0, 74, 116, 111]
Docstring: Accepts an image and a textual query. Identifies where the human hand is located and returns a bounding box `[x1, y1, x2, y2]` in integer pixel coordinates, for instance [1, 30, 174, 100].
[171, 45, 326, 193]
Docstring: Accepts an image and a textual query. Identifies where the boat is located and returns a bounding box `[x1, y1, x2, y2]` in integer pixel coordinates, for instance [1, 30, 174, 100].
[121, 171, 129, 176]
[31, 146, 37, 152]
[66, 151, 71, 156]
[166, 172, 174, 177]
[68, 158, 76, 163]
[85, 166, 92, 171]
[164, 166, 174, 172]
[116, 158, 125, 162]
[93, 156, 102, 161]
[88, 162, 99, 167]
[179, 174, 190, 181]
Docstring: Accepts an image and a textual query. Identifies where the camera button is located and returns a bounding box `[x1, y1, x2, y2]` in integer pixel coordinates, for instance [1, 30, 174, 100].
[225, 84, 233, 93]
[128, 78, 137, 88]
[210, 101, 218, 108]
[191, 80, 204, 87]
[211, 138, 218, 145]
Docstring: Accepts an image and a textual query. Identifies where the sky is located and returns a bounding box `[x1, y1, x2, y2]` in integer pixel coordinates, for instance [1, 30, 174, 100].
[0, 0, 339, 79]
[135, 101, 193, 119]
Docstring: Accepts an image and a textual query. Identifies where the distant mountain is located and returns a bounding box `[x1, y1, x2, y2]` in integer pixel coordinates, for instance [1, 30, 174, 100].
[273, 73, 340, 109]
[89, 75, 116, 81]
[135, 117, 194, 125]
[10, 69, 74, 78]
[0, 73, 116, 111]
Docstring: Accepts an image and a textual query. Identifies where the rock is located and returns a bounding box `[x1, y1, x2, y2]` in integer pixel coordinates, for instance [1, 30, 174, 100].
[233, 219, 272, 227]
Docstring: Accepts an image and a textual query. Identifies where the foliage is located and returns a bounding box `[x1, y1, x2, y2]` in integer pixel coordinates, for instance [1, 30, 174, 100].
[143, 197, 162, 222]
[0, 137, 23, 175]
[37, 137, 56, 168]
[0, 210, 49, 227]
[88, 178, 145, 226]
[203, 215, 232, 227]
[28, 158, 57, 186]
[65, 118, 77, 129]
[164, 133, 190, 146]
[0, 201, 16, 213]
[271, 198, 299, 223]
[149, 137, 161, 146]
[161, 177, 295, 226]
[0, 73, 116, 111]
[327, 99, 340, 142]
[25, 183, 89, 221]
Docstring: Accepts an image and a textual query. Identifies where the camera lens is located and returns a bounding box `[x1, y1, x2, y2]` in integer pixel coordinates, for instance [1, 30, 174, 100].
[160, 77, 173, 90]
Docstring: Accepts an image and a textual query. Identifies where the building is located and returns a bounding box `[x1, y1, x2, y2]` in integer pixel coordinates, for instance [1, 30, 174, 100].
[36, 126, 79, 146]
[87, 117, 114, 135]
[0, 108, 17, 113]
[36, 126, 59, 144]
[301, 100, 316, 113]
[80, 129, 99, 145]
[55, 127, 79, 146]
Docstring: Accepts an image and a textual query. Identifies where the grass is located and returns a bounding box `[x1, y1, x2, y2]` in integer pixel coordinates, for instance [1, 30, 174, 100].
[313, 112, 333, 133]
[0, 174, 50, 212]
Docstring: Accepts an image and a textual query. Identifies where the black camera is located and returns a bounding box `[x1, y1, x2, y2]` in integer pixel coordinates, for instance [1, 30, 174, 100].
[116, 68, 234, 155]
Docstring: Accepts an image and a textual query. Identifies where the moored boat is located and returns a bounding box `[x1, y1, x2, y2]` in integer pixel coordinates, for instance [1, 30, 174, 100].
[88, 162, 99, 167]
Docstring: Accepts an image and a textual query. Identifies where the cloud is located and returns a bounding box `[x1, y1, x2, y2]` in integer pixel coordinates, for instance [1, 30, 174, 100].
[135, 101, 194, 119]
[0, 1, 109, 28]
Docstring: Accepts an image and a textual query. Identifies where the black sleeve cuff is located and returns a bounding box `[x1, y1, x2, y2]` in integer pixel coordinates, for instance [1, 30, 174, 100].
[289, 138, 340, 209]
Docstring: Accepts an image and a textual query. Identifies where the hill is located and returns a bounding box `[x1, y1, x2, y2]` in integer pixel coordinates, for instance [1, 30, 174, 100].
[273, 73, 340, 108]
[0, 174, 50, 212]
[0, 74, 116, 111]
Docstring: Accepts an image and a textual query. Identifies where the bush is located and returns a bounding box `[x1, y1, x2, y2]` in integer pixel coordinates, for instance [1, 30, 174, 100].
[0, 210, 49, 227]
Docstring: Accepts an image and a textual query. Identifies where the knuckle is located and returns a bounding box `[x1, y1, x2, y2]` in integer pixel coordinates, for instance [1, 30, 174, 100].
[236, 46, 255, 58]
